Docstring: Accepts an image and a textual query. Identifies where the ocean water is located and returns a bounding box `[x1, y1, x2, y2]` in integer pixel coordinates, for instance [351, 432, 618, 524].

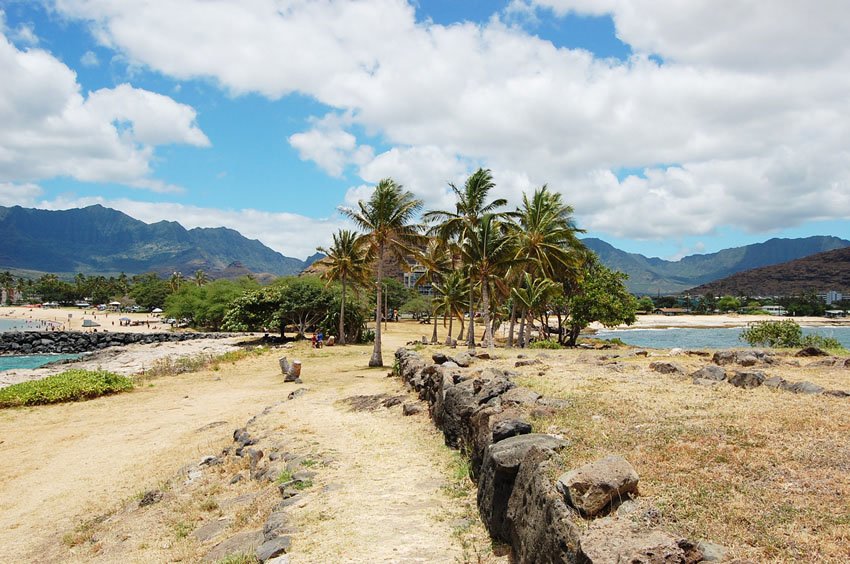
[594, 326, 850, 349]
[0, 318, 79, 370]
[0, 353, 81, 372]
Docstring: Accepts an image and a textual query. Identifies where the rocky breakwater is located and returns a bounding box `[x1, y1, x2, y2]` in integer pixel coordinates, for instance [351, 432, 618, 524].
[395, 347, 722, 564]
[0, 331, 233, 356]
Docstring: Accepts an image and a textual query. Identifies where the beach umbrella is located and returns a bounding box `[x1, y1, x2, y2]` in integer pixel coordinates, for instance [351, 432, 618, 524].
[119, 317, 131, 321]
[109, 301, 121, 306]
[151, 308, 163, 313]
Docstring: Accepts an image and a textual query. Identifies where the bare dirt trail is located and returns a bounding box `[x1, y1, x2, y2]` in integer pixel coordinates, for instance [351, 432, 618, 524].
[0, 324, 485, 562]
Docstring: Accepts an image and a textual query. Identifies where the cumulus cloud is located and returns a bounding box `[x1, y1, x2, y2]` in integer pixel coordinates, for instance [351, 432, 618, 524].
[80, 49, 99, 67]
[0, 28, 208, 191]
[0, 182, 43, 207]
[48, 0, 850, 239]
[38, 196, 348, 260]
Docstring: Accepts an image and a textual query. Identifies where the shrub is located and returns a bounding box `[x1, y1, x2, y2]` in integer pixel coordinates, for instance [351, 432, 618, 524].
[740, 320, 846, 352]
[529, 339, 562, 349]
[740, 320, 803, 347]
[0, 369, 133, 408]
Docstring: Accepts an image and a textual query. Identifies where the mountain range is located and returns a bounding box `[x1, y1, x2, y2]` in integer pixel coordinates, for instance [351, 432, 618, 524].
[688, 246, 850, 297]
[583, 236, 850, 294]
[0, 205, 317, 278]
[1, 204, 846, 294]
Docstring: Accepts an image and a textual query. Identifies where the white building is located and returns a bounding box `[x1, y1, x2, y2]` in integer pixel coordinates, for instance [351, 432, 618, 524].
[824, 290, 843, 305]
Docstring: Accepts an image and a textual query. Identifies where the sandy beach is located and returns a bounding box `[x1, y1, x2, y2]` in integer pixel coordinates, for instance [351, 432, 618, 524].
[0, 305, 175, 333]
[605, 313, 850, 330]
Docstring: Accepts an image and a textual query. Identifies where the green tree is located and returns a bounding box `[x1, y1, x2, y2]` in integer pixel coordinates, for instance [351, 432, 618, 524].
[461, 214, 516, 350]
[563, 255, 637, 346]
[637, 296, 655, 312]
[343, 178, 424, 367]
[717, 295, 741, 312]
[0, 271, 15, 305]
[415, 238, 452, 343]
[129, 273, 171, 310]
[424, 168, 509, 349]
[193, 270, 209, 287]
[316, 229, 371, 345]
[165, 278, 258, 331]
[432, 270, 468, 345]
[511, 273, 558, 347]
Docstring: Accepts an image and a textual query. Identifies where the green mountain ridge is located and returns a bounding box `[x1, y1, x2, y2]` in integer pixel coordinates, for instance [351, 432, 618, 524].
[0, 205, 308, 278]
[582, 236, 850, 294]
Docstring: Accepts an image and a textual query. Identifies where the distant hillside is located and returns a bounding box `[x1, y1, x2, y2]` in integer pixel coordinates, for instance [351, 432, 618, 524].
[585, 236, 850, 294]
[0, 205, 309, 278]
[688, 247, 850, 296]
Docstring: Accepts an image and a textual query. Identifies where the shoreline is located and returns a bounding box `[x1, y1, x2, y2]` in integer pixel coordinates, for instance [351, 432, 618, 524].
[598, 313, 850, 331]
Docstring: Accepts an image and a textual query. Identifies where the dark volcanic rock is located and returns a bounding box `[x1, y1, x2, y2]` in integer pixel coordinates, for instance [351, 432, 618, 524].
[728, 370, 766, 389]
[505, 446, 581, 563]
[477, 433, 569, 541]
[557, 455, 639, 517]
[492, 419, 533, 443]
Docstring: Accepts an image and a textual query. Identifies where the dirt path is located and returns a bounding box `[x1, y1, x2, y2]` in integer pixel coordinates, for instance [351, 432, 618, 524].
[0, 324, 486, 562]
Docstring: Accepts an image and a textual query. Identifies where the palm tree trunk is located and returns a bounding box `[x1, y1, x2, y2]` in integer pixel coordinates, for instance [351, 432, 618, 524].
[446, 313, 453, 345]
[481, 277, 493, 350]
[431, 304, 438, 343]
[457, 314, 464, 342]
[339, 276, 347, 346]
[508, 301, 517, 348]
[370, 246, 384, 367]
[518, 308, 527, 348]
[467, 290, 476, 352]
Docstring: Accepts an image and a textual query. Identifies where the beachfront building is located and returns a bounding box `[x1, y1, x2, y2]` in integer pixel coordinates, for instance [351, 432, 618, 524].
[761, 305, 787, 316]
[822, 290, 843, 305]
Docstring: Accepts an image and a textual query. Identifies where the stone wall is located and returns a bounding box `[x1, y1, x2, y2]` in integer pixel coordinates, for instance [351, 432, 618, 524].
[0, 331, 233, 355]
[395, 347, 715, 564]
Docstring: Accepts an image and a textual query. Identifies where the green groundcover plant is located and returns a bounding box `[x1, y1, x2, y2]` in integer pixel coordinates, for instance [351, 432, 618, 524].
[740, 319, 845, 351]
[0, 369, 134, 408]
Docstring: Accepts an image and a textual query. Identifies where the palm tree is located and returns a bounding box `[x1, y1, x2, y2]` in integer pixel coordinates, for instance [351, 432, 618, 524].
[343, 178, 424, 367]
[512, 273, 558, 347]
[0, 271, 14, 305]
[424, 168, 510, 348]
[508, 186, 586, 346]
[193, 270, 209, 287]
[316, 229, 371, 345]
[432, 270, 468, 345]
[169, 271, 184, 293]
[415, 238, 452, 343]
[461, 214, 516, 351]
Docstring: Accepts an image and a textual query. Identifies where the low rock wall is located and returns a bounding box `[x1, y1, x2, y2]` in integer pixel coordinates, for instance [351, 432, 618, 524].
[0, 330, 233, 355]
[395, 347, 713, 564]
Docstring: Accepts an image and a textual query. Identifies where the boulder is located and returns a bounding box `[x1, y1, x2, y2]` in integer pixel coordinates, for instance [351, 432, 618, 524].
[796, 346, 829, 357]
[787, 381, 824, 395]
[649, 361, 684, 375]
[501, 386, 542, 406]
[439, 379, 478, 448]
[492, 419, 533, 443]
[478, 433, 569, 541]
[256, 536, 291, 562]
[690, 365, 726, 382]
[432, 352, 449, 364]
[450, 351, 474, 367]
[505, 446, 582, 564]
[402, 402, 423, 416]
[578, 518, 702, 564]
[515, 358, 543, 367]
[727, 370, 766, 389]
[203, 530, 264, 563]
[556, 455, 639, 517]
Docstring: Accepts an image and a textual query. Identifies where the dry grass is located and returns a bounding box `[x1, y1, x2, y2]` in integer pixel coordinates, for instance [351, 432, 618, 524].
[506, 349, 850, 563]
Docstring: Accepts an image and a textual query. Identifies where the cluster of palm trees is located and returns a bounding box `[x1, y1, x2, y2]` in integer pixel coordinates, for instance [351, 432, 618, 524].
[319, 168, 588, 368]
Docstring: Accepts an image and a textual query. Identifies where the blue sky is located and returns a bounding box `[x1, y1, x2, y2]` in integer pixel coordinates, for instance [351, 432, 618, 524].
[0, 1, 848, 260]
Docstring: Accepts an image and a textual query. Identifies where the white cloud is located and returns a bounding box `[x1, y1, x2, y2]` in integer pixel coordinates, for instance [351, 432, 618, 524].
[0, 29, 208, 191]
[37, 196, 348, 260]
[11, 23, 38, 46]
[288, 113, 373, 177]
[48, 0, 850, 239]
[80, 49, 99, 67]
[0, 182, 43, 207]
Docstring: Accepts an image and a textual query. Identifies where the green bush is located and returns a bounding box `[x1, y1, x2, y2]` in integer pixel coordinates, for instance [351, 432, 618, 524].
[740, 320, 846, 352]
[740, 320, 802, 347]
[0, 369, 133, 408]
[529, 339, 562, 349]
[801, 334, 844, 351]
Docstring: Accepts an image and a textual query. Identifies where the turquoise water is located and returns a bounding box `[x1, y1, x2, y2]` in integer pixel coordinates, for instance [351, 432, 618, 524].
[594, 326, 850, 349]
[0, 318, 58, 332]
[1, 318, 80, 370]
[0, 353, 81, 372]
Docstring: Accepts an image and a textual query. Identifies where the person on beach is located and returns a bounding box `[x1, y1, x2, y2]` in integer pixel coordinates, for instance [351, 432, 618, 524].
[317, 331, 324, 348]
[311, 333, 317, 348]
